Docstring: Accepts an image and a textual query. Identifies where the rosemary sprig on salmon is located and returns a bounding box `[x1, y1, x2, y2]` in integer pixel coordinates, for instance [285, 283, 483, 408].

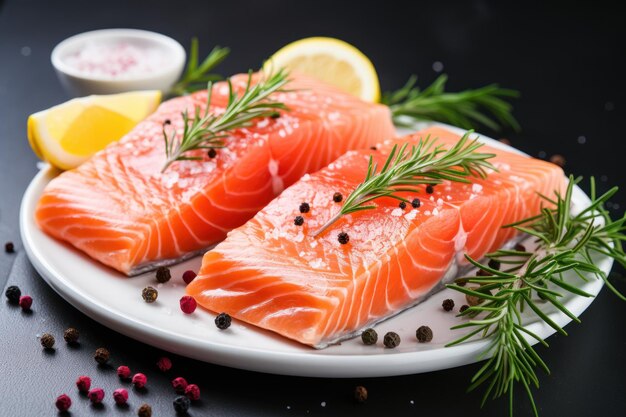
[447, 177, 626, 417]
[382, 74, 520, 132]
[312, 132, 497, 237]
[162, 69, 290, 172]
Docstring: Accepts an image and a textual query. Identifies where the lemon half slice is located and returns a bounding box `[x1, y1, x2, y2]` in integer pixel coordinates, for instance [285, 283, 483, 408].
[265, 37, 380, 102]
[28, 90, 161, 170]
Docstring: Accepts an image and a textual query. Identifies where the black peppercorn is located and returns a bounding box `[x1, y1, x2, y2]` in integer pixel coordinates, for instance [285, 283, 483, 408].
[426, 185, 434, 194]
[332, 192, 343, 203]
[138, 403, 152, 417]
[5, 285, 21, 304]
[398, 201, 406, 210]
[164, 119, 171, 125]
[442, 299, 455, 311]
[142, 286, 158, 303]
[337, 232, 349, 245]
[514, 243, 526, 252]
[466, 287, 492, 306]
[40, 333, 55, 349]
[5, 241, 14, 253]
[383, 332, 401, 348]
[94, 347, 110, 365]
[63, 327, 80, 344]
[294, 215, 304, 226]
[173, 395, 190, 413]
[488, 259, 501, 270]
[354, 385, 368, 403]
[299, 202, 310, 213]
[369, 146, 377, 151]
[415, 326, 433, 343]
[270, 112, 281, 119]
[476, 268, 490, 276]
[459, 304, 469, 313]
[215, 312, 232, 330]
[361, 328, 378, 345]
[156, 266, 171, 283]
[411, 198, 421, 208]
[207, 148, 217, 159]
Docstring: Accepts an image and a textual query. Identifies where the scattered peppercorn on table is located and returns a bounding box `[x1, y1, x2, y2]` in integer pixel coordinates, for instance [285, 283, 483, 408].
[1, 1, 625, 417]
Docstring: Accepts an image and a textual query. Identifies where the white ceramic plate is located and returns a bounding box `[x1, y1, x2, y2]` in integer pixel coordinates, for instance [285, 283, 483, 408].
[20, 125, 609, 378]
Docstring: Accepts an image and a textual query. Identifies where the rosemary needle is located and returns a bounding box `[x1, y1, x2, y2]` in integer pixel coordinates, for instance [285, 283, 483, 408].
[382, 74, 520, 132]
[162, 69, 290, 172]
[447, 176, 626, 417]
[312, 132, 497, 237]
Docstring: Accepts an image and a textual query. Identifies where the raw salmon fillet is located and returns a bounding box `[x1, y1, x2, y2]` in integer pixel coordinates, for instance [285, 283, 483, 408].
[187, 127, 566, 348]
[35, 73, 395, 275]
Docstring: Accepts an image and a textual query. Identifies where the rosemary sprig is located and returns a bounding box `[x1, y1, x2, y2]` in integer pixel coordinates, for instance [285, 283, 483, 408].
[162, 69, 290, 172]
[447, 176, 626, 416]
[382, 74, 520, 132]
[312, 132, 497, 237]
[168, 38, 230, 97]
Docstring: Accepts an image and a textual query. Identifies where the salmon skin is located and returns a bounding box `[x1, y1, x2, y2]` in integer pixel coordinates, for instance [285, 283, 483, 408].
[187, 127, 566, 348]
[35, 73, 395, 275]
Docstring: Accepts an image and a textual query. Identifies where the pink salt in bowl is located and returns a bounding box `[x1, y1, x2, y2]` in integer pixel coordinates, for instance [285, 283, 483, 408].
[51, 28, 186, 97]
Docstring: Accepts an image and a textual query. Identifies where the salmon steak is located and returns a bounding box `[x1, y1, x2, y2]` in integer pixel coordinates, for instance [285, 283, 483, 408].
[35, 73, 395, 275]
[187, 127, 566, 348]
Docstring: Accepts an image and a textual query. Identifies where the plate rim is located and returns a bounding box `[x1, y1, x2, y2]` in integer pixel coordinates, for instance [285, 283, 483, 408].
[19, 124, 610, 378]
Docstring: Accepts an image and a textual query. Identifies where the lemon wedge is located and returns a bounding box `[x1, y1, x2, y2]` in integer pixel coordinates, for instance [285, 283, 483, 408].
[265, 37, 380, 102]
[28, 90, 161, 170]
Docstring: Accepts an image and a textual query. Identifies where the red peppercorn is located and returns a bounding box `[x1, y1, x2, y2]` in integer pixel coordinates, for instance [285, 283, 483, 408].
[182, 270, 197, 284]
[157, 356, 172, 372]
[19, 295, 32, 310]
[179, 295, 197, 314]
[76, 375, 91, 393]
[113, 388, 128, 405]
[172, 377, 188, 394]
[117, 365, 131, 380]
[132, 373, 147, 389]
[185, 383, 200, 401]
[55, 393, 71, 411]
[88, 387, 105, 404]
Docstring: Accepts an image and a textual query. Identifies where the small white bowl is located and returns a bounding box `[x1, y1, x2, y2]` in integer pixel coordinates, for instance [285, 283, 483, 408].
[51, 28, 186, 97]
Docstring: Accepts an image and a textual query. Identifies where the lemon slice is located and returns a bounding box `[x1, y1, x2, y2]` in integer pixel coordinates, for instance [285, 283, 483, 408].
[265, 37, 380, 102]
[28, 90, 161, 170]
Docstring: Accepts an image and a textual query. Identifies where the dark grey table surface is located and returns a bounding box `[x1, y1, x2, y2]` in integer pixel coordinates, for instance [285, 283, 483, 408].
[1, 1, 625, 416]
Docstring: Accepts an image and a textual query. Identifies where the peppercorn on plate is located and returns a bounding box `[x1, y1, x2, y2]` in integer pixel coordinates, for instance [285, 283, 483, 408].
[20, 124, 610, 376]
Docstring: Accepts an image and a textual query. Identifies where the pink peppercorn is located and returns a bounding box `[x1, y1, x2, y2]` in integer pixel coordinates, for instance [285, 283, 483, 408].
[132, 373, 147, 389]
[55, 394, 72, 412]
[157, 356, 172, 372]
[88, 387, 105, 404]
[179, 295, 197, 314]
[117, 365, 131, 379]
[113, 388, 128, 405]
[172, 377, 188, 394]
[19, 295, 32, 310]
[76, 375, 91, 393]
[182, 270, 196, 284]
[185, 383, 200, 401]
